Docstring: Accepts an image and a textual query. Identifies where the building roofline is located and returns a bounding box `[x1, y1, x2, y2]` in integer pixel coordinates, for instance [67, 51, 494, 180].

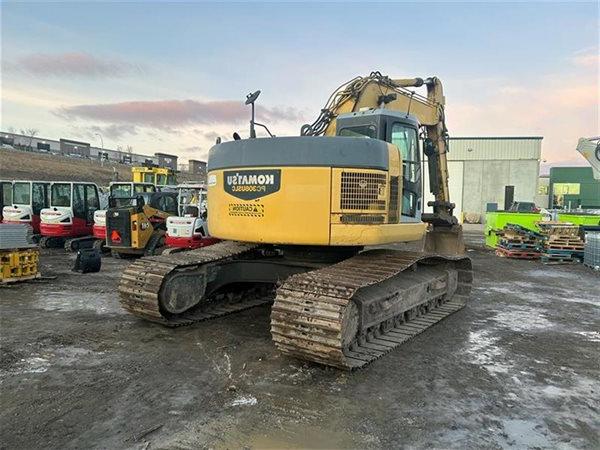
[450, 136, 544, 140]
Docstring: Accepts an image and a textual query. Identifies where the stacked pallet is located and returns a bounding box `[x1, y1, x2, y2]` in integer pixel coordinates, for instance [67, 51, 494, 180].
[495, 224, 543, 259]
[538, 222, 584, 264]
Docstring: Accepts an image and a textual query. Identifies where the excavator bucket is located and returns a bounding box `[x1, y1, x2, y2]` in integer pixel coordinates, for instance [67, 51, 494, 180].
[424, 224, 466, 256]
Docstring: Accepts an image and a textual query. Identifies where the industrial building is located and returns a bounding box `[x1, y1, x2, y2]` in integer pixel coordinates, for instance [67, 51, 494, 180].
[548, 167, 600, 209]
[1, 131, 180, 171]
[424, 137, 543, 222]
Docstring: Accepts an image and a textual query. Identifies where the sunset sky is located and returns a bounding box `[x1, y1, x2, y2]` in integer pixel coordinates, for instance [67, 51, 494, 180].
[1, 1, 598, 170]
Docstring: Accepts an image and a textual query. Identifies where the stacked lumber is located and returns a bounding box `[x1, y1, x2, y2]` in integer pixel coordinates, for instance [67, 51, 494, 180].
[495, 224, 543, 259]
[538, 222, 583, 264]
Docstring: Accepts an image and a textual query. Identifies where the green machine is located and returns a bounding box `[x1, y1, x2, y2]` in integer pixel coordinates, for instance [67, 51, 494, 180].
[485, 211, 600, 248]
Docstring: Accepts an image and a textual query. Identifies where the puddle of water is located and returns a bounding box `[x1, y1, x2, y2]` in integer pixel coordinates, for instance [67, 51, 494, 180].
[500, 418, 551, 449]
[492, 306, 553, 332]
[465, 329, 511, 374]
[33, 291, 113, 314]
[574, 331, 600, 342]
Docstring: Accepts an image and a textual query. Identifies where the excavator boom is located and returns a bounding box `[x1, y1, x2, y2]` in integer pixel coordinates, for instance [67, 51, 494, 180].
[302, 72, 456, 228]
[576, 137, 600, 180]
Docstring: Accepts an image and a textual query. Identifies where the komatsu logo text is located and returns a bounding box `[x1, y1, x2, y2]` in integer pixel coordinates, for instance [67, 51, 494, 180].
[224, 169, 281, 200]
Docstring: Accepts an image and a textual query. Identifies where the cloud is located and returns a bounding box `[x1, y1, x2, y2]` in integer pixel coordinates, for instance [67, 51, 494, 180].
[447, 76, 598, 167]
[572, 51, 599, 68]
[7, 52, 142, 78]
[56, 99, 304, 128]
[89, 124, 138, 140]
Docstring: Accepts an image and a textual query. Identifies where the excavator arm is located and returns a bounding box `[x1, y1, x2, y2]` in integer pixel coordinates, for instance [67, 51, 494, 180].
[302, 72, 456, 227]
[576, 137, 600, 180]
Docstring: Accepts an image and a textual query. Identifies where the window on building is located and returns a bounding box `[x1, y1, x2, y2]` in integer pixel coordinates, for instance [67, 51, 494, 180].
[51, 183, 71, 207]
[13, 182, 31, 205]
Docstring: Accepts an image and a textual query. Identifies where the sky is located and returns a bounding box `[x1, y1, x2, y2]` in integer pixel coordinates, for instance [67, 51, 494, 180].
[1, 1, 598, 171]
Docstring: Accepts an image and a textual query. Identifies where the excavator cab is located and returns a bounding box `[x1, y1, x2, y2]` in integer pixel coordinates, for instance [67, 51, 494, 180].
[335, 109, 464, 255]
[336, 110, 423, 222]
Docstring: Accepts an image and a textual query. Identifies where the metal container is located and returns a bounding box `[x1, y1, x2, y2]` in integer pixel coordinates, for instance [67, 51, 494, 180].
[584, 231, 600, 270]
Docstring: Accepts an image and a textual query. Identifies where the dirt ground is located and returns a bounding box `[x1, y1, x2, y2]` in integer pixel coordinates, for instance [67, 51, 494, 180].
[1, 230, 598, 449]
[0, 148, 197, 185]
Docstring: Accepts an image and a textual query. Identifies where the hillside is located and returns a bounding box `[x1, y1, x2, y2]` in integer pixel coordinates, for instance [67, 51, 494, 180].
[0, 148, 195, 186]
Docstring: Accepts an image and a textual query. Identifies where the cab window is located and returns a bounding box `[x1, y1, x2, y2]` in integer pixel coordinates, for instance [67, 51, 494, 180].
[86, 184, 99, 211]
[156, 174, 167, 186]
[339, 125, 377, 139]
[13, 182, 30, 205]
[143, 173, 154, 184]
[73, 184, 86, 219]
[2, 182, 12, 206]
[32, 183, 49, 215]
[51, 184, 71, 207]
[391, 123, 421, 218]
[111, 184, 132, 197]
[391, 124, 419, 183]
[158, 195, 178, 215]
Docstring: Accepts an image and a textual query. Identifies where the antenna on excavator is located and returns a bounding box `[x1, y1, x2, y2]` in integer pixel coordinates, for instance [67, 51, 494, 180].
[245, 90, 261, 138]
[245, 90, 275, 138]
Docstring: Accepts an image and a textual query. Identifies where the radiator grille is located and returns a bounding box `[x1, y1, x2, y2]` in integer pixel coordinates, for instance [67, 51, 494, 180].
[340, 172, 386, 211]
[340, 214, 385, 224]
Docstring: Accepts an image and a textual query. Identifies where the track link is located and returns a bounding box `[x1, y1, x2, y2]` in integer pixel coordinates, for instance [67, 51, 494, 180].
[118, 241, 269, 326]
[271, 250, 472, 369]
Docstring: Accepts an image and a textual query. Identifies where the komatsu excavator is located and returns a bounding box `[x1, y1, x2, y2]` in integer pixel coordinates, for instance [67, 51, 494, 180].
[119, 72, 473, 369]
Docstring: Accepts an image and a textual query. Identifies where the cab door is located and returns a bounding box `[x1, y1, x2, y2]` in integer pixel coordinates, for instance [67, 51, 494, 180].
[389, 122, 422, 221]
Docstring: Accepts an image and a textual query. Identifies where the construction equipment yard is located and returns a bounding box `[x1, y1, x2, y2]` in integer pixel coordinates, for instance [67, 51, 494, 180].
[1, 228, 598, 449]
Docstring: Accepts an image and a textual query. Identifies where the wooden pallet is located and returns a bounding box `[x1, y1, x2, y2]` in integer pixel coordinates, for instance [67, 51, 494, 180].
[546, 244, 584, 251]
[496, 247, 540, 260]
[541, 253, 581, 264]
[499, 241, 542, 250]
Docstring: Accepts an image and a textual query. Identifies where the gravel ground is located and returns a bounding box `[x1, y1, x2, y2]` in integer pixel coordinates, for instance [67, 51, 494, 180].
[1, 231, 598, 449]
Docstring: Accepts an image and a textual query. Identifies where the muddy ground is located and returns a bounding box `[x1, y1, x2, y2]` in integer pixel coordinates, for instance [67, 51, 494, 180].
[1, 230, 598, 449]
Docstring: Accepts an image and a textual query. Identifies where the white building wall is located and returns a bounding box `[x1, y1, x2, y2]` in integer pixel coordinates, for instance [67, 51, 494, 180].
[422, 137, 542, 222]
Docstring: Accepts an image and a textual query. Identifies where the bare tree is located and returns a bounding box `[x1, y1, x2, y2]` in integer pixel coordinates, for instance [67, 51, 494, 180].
[20, 128, 38, 151]
[126, 145, 133, 154]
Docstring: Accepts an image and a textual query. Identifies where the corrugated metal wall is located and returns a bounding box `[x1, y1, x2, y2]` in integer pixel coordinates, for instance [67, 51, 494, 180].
[448, 138, 542, 161]
[423, 137, 542, 222]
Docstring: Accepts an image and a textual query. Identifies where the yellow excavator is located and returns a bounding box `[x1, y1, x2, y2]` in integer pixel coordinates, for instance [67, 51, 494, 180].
[119, 72, 473, 369]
